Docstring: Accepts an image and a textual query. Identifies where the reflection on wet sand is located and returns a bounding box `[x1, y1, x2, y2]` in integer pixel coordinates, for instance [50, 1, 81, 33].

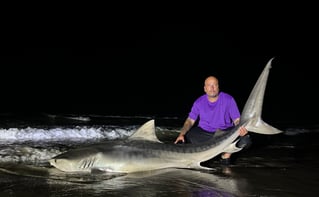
[0, 163, 247, 196]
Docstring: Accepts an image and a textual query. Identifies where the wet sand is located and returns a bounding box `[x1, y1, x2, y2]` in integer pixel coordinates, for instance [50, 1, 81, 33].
[1, 134, 318, 197]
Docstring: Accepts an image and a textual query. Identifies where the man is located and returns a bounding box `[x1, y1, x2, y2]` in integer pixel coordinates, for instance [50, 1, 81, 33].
[174, 76, 251, 165]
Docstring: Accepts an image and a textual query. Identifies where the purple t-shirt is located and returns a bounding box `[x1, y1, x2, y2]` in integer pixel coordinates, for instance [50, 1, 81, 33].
[188, 92, 241, 132]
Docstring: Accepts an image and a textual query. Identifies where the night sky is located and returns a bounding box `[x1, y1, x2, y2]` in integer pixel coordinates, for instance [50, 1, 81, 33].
[1, 12, 317, 125]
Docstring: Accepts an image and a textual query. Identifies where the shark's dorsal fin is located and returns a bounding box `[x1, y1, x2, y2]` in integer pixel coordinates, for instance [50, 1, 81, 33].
[128, 119, 162, 143]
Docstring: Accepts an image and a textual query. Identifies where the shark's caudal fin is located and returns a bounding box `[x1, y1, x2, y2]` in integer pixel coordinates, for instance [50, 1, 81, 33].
[128, 119, 162, 143]
[241, 58, 283, 135]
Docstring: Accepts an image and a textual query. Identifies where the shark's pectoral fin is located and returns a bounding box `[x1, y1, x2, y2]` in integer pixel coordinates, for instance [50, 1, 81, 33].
[90, 168, 128, 180]
[222, 139, 243, 153]
[90, 167, 116, 174]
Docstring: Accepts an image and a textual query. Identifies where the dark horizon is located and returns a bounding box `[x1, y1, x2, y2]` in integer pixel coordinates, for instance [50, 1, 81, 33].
[1, 22, 317, 125]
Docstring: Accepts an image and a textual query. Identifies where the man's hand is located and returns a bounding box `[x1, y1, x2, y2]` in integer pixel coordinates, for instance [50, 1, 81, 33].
[174, 135, 185, 144]
[239, 126, 248, 136]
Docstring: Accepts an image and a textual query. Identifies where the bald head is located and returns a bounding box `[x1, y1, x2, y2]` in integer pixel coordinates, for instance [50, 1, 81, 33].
[204, 76, 219, 86]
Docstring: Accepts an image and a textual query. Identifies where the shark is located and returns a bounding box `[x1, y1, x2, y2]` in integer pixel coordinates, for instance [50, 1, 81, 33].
[49, 57, 283, 173]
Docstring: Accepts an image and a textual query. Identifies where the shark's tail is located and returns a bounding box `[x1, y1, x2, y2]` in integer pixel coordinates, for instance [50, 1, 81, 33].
[240, 58, 283, 135]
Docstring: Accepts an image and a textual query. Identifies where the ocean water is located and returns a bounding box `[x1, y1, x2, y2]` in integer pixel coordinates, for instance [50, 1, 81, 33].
[0, 113, 318, 197]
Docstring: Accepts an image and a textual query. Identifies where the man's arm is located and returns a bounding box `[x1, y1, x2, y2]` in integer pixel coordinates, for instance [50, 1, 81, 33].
[174, 117, 195, 144]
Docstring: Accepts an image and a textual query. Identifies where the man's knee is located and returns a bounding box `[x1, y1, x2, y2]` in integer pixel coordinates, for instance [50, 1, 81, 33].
[236, 134, 252, 149]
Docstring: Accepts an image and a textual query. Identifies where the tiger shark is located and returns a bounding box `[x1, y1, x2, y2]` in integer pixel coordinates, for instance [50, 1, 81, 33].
[49, 58, 283, 173]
